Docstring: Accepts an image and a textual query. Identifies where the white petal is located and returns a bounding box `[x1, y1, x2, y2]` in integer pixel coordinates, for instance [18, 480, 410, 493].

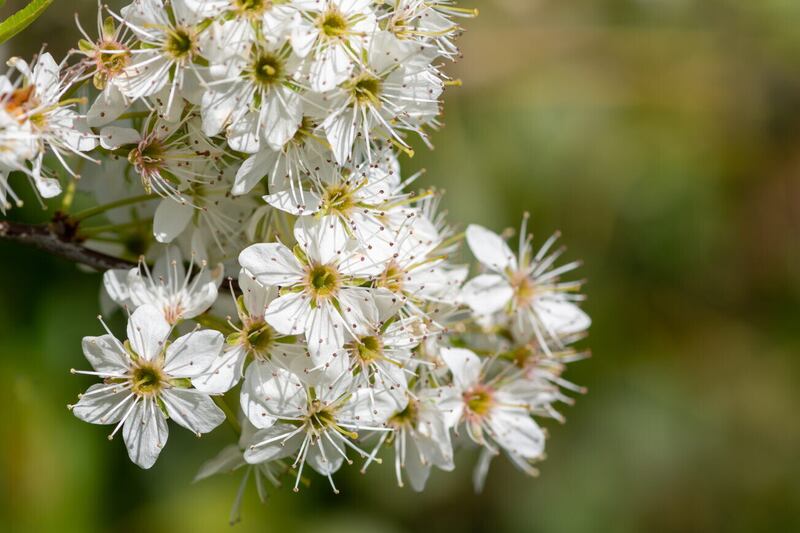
[163, 329, 224, 379]
[153, 200, 193, 243]
[102, 268, 133, 306]
[239, 242, 305, 287]
[306, 438, 345, 476]
[534, 299, 591, 335]
[72, 383, 133, 424]
[123, 398, 169, 469]
[440, 347, 481, 390]
[82, 334, 130, 374]
[264, 292, 309, 336]
[162, 388, 225, 435]
[264, 188, 322, 216]
[233, 150, 276, 195]
[88, 85, 128, 127]
[294, 215, 349, 266]
[127, 305, 170, 361]
[192, 344, 247, 395]
[194, 444, 245, 481]
[244, 365, 306, 423]
[243, 423, 303, 464]
[466, 224, 517, 272]
[461, 274, 513, 315]
[488, 408, 545, 459]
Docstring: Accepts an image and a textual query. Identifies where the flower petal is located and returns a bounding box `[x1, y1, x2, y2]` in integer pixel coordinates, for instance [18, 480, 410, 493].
[123, 398, 169, 469]
[127, 305, 170, 361]
[164, 329, 224, 379]
[162, 388, 225, 435]
[466, 224, 517, 272]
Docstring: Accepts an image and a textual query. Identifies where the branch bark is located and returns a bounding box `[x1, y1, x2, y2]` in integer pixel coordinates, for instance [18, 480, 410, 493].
[0, 219, 135, 271]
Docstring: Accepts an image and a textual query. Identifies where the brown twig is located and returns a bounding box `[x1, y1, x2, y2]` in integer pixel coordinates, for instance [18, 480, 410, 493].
[0, 219, 135, 271]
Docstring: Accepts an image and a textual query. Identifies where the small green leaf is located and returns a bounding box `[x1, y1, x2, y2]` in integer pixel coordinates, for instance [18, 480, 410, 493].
[0, 0, 54, 45]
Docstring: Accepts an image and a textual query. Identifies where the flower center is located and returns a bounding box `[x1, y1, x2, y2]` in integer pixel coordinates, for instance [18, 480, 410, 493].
[319, 9, 348, 38]
[307, 399, 337, 430]
[95, 41, 130, 78]
[247, 322, 275, 358]
[164, 27, 196, 60]
[235, 0, 269, 15]
[250, 52, 284, 89]
[305, 264, 340, 300]
[163, 303, 184, 325]
[3, 86, 39, 121]
[378, 261, 404, 293]
[322, 181, 356, 215]
[349, 73, 382, 105]
[131, 362, 166, 397]
[351, 335, 383, 363]
[512, 273, 536, 307]
[464, 386, 494, 417]
[388, 399, 419, 429]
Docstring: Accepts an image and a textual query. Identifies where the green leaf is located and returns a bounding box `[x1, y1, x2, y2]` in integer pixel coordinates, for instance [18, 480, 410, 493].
[0, 0, 53, 45]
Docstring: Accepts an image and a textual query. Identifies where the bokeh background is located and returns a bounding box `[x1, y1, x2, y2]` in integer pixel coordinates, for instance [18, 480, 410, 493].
[2, 0, 799, 531]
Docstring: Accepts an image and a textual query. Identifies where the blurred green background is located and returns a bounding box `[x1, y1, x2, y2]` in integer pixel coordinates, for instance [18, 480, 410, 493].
[2, 0, 799, 531]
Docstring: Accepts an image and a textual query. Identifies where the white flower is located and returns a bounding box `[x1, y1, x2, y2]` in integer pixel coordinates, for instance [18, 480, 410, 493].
[242, 367, 395, 493]
[319, 31, 443, 165]
[239, 215, 382, 363]
[462, 218, 591, 350]
[103, 246, 223, 324]
[192, 270, 309, 396]
[99, 112, 219, 201]
[114, 0, 211, 114]
[264, 154, 410, 261]
[440, 347, 545, 464]
[1, 53, 97, 199]
[70, 305, 228, 468]
[201, 40, 304, 152]
[74, 7, 137, 126]
[291, 0, 378, 92]
[362, 387, 459, 491]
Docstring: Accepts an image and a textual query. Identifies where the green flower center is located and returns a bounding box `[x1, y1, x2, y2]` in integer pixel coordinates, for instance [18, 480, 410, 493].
[353, 335, 383, 363]
[308, 399, 337, 430]
[378, 261, 404, 293]
[464, 387, 494, 417]
[131, 362, 166, 396]
[306, 264, 340, 299]
[322, 181, 356, 215]
[388, 400, 419, 429]
[320, 9, 348, 38]
[251, 52, 284, 88]
[96, 41, 130, 76]
[350, 73, 382, 104]
[164, 27, 196, 60]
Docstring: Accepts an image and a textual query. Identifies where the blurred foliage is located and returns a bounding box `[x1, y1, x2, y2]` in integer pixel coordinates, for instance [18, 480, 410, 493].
[1, 0, 799, 532]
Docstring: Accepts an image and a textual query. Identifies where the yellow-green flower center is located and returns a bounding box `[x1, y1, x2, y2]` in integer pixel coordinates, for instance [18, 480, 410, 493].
[320, 9, 348, 38]
[464, 387, 494, 417]
[350, 73, 382, 105]
[250, 52, 284, 88]
[305, 264, 340, 300]
[164, 27, 196, 60]
[131, 362, 166, 397]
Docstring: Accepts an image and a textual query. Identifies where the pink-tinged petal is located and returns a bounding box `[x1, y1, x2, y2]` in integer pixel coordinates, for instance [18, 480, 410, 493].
[466, 224, 517, 272]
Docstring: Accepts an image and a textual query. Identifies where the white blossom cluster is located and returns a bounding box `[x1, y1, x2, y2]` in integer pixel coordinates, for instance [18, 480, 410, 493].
[0, 0, 591, 514]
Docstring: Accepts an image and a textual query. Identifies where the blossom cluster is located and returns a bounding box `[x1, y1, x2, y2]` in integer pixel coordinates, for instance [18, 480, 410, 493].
[0, 0, 591, 515]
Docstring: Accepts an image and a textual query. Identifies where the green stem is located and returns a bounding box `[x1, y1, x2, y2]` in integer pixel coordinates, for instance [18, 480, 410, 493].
[213, 395, 241, 436]
[71, 194, 154, 221]
[79, 218, 153, 237]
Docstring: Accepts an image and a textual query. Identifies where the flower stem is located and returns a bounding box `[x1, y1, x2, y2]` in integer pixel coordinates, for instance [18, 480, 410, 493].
[71, 194, 155, 221]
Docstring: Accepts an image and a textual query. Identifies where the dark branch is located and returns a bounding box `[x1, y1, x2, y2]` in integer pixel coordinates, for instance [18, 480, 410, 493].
[0, 219, 135, 271]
